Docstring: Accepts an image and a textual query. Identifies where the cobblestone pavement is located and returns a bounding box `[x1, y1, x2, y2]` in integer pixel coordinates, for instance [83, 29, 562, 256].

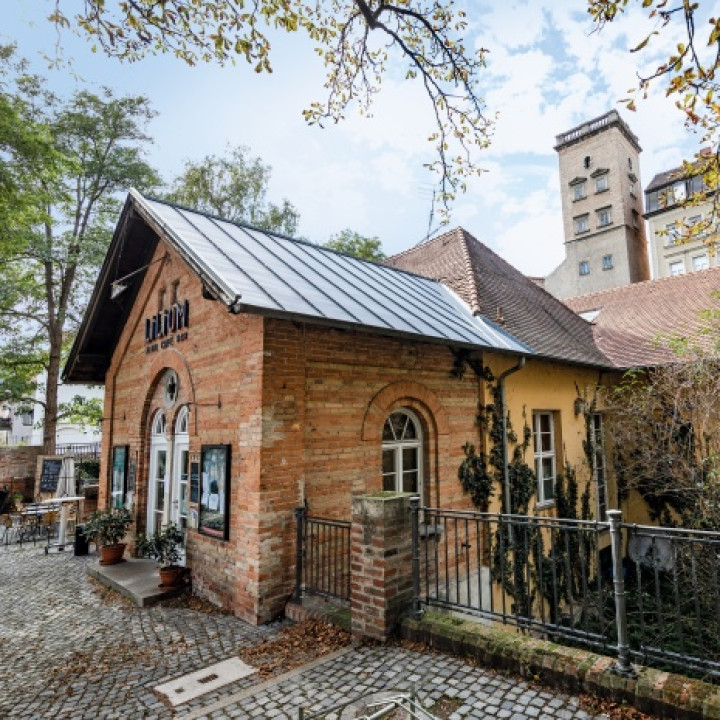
[0, 544, 606, 720]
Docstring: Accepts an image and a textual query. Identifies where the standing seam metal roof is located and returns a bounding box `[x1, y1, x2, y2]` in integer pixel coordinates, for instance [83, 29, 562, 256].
[139, 192, 531, 353]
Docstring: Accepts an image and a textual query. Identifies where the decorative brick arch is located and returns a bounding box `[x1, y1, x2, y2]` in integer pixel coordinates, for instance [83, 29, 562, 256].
[361, 381, 449, 442]
[142, 348, 197, 438]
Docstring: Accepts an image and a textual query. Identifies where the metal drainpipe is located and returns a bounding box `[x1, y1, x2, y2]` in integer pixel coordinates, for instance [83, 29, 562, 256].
[497, 357, 526, 516]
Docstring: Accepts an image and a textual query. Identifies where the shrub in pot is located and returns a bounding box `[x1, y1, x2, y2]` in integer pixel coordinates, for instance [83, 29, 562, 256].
[137, 523, 185, 588]
[84, 507, 132, 565]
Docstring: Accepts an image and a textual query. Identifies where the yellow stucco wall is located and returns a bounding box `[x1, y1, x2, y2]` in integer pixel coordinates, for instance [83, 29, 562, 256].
[482, 353, 615, 519]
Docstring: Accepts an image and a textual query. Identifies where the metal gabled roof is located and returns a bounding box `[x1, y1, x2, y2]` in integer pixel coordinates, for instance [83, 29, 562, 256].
[64, 191, 533, 383]
[137, 192, 530, 353]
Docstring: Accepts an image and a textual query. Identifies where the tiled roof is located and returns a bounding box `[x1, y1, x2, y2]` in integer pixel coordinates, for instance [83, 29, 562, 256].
[564, 268, 720, 367]
[386, 228, 612, 368]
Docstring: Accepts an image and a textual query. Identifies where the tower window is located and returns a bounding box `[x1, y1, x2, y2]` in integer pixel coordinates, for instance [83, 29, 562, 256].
[574, 215, 589, 234]
[597, 208, 612, 227]
[573, 182, 587, 201]
[595, 175, 608, 193]
[602, 254, 613, 270]
[579, 261, 590, 276]
[584, 155, 591, 169]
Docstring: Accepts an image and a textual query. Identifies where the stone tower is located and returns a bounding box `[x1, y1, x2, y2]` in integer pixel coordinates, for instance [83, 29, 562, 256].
[544, 111, 650, 300]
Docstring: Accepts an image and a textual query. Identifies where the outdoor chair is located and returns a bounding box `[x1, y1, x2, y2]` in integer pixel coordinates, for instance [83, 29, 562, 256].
[41, 510, 59, 546]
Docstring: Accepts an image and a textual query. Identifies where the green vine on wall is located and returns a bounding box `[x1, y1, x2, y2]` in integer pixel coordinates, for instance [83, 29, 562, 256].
[457, 373, 596, 621]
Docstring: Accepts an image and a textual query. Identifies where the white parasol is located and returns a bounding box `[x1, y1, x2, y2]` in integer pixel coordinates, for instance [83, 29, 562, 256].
[54, 456, 76, 547]
[55, 456, 76, 498]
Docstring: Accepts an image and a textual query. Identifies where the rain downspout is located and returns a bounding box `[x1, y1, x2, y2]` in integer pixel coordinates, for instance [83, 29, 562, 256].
[498, 357, 526, 516]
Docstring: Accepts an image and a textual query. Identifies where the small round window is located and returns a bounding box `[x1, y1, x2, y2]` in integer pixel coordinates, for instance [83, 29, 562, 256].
[163, 369, 179, 407]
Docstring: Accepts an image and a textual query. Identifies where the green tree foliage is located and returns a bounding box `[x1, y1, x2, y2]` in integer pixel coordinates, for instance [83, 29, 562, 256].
[50, 0, 492, 218]
[324, 228, 385, 261]
[589, 0, 720, 243]
[0, 50, 160, 452]
[163, 145, 300, 235]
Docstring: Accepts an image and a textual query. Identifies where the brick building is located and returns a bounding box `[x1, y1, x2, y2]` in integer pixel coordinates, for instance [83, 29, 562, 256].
[65, 191, 618, 624]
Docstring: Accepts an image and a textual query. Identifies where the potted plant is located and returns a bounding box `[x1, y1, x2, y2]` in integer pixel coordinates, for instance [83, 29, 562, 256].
[84, 507, 132, 565]
[137, 523, 185, 588]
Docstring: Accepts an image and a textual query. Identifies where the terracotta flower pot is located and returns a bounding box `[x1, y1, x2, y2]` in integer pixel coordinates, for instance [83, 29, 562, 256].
[158, 566, 184, 589]
[99, 542, 126, 566]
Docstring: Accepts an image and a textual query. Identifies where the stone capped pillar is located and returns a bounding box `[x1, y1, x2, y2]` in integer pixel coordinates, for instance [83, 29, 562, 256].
[350, 492, 414, 642]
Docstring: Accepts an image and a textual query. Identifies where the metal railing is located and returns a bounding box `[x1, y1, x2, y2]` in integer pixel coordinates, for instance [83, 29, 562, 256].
[295, 507, 351, 602]
[411, 501, 720, 680]
[623, 522, 720, 678]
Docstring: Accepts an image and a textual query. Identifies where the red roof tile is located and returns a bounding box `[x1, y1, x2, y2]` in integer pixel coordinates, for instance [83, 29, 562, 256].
[564, 268, 720, 367]
[387, 228, 611, 368]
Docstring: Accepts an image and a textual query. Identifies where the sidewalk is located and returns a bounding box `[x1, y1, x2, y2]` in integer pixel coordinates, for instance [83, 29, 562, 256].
[0, 544, 606, 719]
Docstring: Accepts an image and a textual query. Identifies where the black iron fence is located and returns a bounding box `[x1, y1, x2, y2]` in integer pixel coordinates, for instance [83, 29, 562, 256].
[294, 507, 351, 602]
[412, 501, 720, 681]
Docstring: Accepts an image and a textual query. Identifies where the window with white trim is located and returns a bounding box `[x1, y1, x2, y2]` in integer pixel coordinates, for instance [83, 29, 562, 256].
[693, 254, 709, 271]
[669, 261, 685, 276]
[597, 207, 612, 227]
[579, 260, 589, 276]
[382, 409, 422, 497]
[574, 215, 589, 234]
[595, 175, 608, 193]
[602, 254, 613, 270]
[572, 182, 586, 201]
[533, 412, 556, 504]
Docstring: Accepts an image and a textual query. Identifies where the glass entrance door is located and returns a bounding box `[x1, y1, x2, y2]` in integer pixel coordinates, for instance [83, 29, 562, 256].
[147, 411, 168, 533]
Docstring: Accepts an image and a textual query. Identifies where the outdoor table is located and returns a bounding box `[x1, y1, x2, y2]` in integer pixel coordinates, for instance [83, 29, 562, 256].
[40, 496, 84, 552]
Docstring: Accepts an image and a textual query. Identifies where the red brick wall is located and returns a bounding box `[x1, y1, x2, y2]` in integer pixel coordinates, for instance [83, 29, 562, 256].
[256, 320, 482, 620]
[100, 233, 603, 626]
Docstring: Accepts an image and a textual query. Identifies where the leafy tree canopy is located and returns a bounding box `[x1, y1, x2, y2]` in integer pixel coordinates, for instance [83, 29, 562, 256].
[324, 228, 385, 261]
[163, 145, 300, 235]
[50, 0, 492, 219]
[0, 47, 160, 451]
[589, 0, 720, 242]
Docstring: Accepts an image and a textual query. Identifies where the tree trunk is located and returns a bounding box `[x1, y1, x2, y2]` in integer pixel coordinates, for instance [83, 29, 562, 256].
[44, 342, 60, 455]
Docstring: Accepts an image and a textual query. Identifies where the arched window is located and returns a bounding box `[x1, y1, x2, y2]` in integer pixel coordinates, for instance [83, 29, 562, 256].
[382, 409, 422, 495]
[152, 410, 166, 436]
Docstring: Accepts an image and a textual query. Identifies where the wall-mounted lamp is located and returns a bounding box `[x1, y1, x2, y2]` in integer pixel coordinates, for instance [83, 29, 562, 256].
[573, 397, 586, 416]
[110, 253, 169, 300]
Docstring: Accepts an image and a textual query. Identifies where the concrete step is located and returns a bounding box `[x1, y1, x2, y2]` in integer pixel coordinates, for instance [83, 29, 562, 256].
[87, 557, 188, 606]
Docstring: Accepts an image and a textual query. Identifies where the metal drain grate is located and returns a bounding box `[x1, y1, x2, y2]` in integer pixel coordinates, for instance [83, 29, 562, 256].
[155, 657, 255, 706]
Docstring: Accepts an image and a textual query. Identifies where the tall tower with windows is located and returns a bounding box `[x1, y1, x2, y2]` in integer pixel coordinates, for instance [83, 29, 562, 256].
[544, 111, 650, 299]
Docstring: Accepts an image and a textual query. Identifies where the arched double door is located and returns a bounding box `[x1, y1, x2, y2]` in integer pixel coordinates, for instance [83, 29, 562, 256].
[147, 406, 190, 541]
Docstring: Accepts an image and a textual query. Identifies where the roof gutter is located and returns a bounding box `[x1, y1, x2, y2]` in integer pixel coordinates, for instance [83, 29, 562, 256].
[497, 356, 526, 515]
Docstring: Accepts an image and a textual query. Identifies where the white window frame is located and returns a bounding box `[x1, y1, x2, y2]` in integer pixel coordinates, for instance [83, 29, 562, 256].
[595, 175, 608, 193]
[574, 215, 589, 234]
[579, 260, 589, 276]
[533, 412, 556, 505]
[572, 182, 586, 201]
[669, 260, 685, 276]
[602, 254, 613, 270]
[382, 409, 423, 499]
[597, 208, 612, 227]
[692, 254, 709, 271]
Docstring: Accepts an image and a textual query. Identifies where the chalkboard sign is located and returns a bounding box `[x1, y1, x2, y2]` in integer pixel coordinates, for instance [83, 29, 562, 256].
[40, 458, 62, 493]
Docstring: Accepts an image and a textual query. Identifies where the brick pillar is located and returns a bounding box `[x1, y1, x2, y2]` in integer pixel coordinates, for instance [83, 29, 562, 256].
[351, 493, 414, 642]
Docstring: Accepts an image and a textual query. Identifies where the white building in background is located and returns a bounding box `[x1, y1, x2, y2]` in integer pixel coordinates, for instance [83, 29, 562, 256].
[0, 375, 103, 448]
[644, 149, 718, 279]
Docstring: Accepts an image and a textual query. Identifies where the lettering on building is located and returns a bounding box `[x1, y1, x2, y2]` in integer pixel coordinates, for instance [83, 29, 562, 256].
[145, 299, 190, 354]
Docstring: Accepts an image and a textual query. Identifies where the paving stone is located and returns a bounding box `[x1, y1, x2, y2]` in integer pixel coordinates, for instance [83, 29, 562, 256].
[1, 543, 607, 720]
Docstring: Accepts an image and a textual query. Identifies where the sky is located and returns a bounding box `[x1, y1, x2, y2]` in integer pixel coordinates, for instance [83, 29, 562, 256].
[2, 0, 708, 276]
